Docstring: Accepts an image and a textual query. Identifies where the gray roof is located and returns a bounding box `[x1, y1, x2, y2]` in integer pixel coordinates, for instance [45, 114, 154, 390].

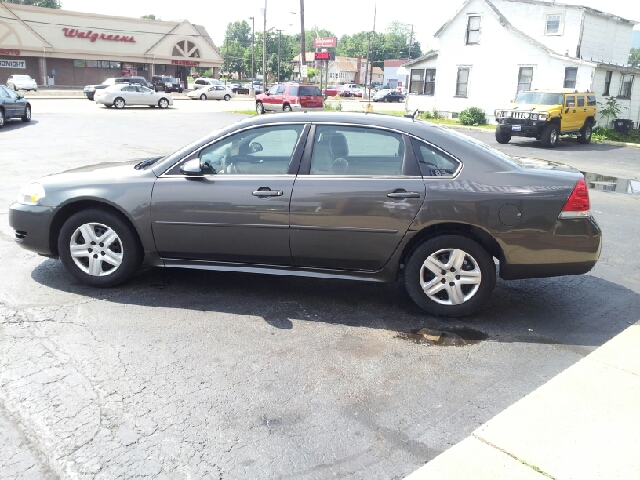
[402, 52, 439, 68]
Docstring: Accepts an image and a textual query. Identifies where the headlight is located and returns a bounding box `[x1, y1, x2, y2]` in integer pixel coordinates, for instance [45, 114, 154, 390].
[17, 183, 45, 205]
[538, 113, 549, 120]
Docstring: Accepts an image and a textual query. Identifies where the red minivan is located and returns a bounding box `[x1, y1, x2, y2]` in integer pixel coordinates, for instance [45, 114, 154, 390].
[256, 83, 324, 114]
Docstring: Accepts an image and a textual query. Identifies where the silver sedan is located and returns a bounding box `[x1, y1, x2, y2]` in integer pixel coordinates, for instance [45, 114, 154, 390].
[94, 84, 173, 109]
[187, 85, 234, 101]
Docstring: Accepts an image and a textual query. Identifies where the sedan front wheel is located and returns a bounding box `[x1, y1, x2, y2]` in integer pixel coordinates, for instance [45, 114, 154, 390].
[200, 94, 207, 101]
[58, 209, 142, 287]
[113, 97, 125, 109]
[158, 98, 169, 109]
[404, 235, 496, 316]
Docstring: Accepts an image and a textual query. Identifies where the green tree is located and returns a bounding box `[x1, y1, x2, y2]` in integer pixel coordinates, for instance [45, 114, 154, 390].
[225, 21, 251, 46]
[140, 14, 156, 20]
[630, 48, 640, 67]
[1, 0, 60, 7]
[305, 27, 336, 52]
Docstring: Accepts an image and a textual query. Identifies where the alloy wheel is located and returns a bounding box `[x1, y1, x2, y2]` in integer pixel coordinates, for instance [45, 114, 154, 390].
[114, 98, 125, 109]
[200, 94, 206, 100]
[159, 98, 169, 108]
[69, 223, 124, 277]
[419, 248, 482, 305]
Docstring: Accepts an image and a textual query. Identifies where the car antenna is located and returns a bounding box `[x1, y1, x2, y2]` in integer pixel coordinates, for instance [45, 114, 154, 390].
[403, 108, 419, 121]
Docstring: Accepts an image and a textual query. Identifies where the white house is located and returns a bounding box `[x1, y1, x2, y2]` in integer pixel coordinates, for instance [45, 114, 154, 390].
[405, 0, 640, 126]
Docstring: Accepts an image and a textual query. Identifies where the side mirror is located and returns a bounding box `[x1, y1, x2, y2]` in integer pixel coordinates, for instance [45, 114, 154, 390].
[565, 108, 569, 114]
[249, 142, 263, 153]
[180, 158, 205, 176]
[17, 93, 24, 99]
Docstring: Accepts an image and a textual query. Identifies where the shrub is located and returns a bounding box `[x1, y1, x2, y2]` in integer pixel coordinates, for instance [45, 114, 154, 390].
[459, 107, 486, 125]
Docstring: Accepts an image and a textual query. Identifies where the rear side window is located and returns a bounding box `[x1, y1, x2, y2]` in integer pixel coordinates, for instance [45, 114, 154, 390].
[298, 86, 321, 96]
[587, 95, 596, 106]
[411, 139, 461, 177]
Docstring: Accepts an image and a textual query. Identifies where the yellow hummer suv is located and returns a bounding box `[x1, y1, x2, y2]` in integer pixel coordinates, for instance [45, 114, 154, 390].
[494, 90, 597, 148]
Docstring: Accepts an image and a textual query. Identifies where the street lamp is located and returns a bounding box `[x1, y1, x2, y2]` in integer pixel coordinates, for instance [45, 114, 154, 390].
[276, 29, 283, 83]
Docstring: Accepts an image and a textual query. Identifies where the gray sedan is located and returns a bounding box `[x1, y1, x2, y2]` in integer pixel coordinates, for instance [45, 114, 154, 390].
[8, 113, 601, 316]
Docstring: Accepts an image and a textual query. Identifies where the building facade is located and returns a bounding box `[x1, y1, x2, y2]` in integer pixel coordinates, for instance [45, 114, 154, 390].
[383, 59, 408, 88]
[0, 3, 223, 86]
[405, 0, 639, 126]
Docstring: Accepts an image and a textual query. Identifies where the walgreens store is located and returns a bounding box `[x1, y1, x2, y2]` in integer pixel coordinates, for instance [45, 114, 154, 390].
[0, 3, 223, 87]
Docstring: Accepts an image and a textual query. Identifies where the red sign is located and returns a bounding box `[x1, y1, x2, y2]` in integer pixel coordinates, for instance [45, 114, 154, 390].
[62, 28, 136, 43]
[314, 51, 335, 60]
[313, 37, 337, 48]
[0, 49, 20, 56]
[172, 60, 200, 66]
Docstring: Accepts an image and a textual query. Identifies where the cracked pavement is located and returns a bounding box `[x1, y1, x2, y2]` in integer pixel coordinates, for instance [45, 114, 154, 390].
[1, 100, 639, 479]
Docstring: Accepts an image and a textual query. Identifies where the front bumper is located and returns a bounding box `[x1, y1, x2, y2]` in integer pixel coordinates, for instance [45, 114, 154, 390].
[496, 119, 548, 137]
[8, 202, 55, 255]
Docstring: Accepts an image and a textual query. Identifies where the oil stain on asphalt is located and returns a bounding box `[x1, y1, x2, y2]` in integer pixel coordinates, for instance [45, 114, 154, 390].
[397, 326, 488, 346]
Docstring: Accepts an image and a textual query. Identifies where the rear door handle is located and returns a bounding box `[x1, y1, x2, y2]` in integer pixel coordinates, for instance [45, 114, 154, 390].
[387, 190, 421, 199]
[252, 188, 283, 197]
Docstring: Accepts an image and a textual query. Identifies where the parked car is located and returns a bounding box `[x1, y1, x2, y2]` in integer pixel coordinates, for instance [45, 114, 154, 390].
[494, 90, 597, 147]
[323, 85, 342, 97]
[0, 85, 31, 128]
[373, 90, 405, 102]
[83, 78, 116, 101]
[256, 83, 323, 114]
[114, 76, 152, 88]
[151, 75, 183, 93]
[9, 112, 602, 316]
[342, 84, 364, 97]
[187, 85, 233, 101]
[94, 84, 173, 109]
[192, 78, 223, 90]
[6, 75, 38, 92]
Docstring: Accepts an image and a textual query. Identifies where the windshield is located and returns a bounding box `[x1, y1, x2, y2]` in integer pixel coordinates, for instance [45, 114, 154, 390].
[14, 75, 32, 81]
[514, 92, 564, 105]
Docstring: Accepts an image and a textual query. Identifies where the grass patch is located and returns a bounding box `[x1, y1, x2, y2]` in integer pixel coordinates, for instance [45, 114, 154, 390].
[592, 126, 640, 144]
[427, 118, 495, 130]
[228, 110, 257, 116]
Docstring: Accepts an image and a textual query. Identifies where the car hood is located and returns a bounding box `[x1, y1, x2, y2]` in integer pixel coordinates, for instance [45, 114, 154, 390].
[504, 104, 558, 112]
[38, 158, 160, 185]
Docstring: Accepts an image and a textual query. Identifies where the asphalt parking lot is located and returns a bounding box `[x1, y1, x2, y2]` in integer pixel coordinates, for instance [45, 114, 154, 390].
[1, 99, 639, 479]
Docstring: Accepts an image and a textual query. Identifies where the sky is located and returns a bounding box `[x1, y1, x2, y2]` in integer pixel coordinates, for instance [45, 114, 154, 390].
[59, 0, 640, 53]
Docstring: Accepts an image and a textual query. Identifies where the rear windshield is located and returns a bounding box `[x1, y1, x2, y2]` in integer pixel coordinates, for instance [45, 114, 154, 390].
[290, 86, 321, 96]
[515, 92, 564, 105]
[14, 75, 31, 80]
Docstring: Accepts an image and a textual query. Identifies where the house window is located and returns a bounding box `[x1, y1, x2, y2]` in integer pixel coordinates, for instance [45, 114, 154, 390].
[618, 74, 634, 99]
[456, 67, 470, 97]
[545, 14, 562, 35]
[410, 69, 424, 94]
[517, 67, 533, 92]
[563, 67, 577, 88]
[466, 16, 481, 44]
[603, 71, 612, 95]
[425, 69, 436, 95]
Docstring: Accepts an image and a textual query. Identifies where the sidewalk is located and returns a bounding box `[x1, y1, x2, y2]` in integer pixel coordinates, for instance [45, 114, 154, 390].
[404, 322, 640, 480]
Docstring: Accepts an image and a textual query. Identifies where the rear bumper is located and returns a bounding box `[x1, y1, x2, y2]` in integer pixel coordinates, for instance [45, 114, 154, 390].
[290, 104, 324, 112]
[499, 216, 602, 280]
[8, 203, 54, 255]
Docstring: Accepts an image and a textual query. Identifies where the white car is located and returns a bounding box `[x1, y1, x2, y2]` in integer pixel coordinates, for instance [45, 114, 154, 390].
[191, 78, 224, 90]
[94, 84, 173, 109]
[7, 75, 38, 92]
[187, 85, 234, 101]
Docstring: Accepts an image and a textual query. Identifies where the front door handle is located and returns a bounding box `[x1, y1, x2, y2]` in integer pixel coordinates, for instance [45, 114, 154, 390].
[252, 188, 283, 197]
[387, 190, 421, 199]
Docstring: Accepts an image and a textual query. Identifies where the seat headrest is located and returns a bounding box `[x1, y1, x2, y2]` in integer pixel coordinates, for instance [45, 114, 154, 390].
[329, 133, 349, 158]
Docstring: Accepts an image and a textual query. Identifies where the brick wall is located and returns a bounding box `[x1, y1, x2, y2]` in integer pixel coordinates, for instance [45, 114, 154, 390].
[45, 58, 150, 87]
[0, 56, 41, 85]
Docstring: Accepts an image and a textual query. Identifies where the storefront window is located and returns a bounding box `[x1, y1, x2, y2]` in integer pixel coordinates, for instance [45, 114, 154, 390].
[74, 60, 86, 67]
[100, 61, 110, 69]
[110, 61, 121, 69]
[86, 60, 98, 68]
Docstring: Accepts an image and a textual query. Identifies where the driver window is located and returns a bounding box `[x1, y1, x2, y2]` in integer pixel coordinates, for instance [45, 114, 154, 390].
[565, 96, 575, 107]
[198, 124, 304, 175]
[268, 85, 279, 95]
[276, 86, 286, 94]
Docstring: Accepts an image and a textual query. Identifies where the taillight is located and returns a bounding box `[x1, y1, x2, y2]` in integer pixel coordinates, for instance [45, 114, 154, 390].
[559, 178, 590, 218]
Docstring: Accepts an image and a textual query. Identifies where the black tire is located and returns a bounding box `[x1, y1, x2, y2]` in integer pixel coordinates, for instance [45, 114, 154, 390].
[57, 208, 142, 287]
[158, 98, 169, 109]
[200, 94, 207, 101]
[87, 95, 94, 101]
[21, 105, 31, 122]
[113, 97, 125, 109]
[0, 108, 5, 128]
[495, 130, 511, 144]
[224, 94, 231, 101]
[403, 235, 496, 317]
[179, 89, 183, 94]
[540, 123, 559, 148]
[383, 97, 388, 103]
[283, 104, 292, 112]
[256, 102, 265, 115]
[578, 124, 592, 144]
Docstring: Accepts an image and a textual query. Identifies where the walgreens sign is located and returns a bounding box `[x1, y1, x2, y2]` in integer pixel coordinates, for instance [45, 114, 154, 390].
[313, 37, 337, 48]
[62, 28, 136, 43]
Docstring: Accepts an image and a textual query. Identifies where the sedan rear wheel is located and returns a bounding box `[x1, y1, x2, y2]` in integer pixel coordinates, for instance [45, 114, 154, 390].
[0, 109, 5, 128]
[158, 98, 169, 109]
[21, 105, 31, 122]
[58, 209, 142, 287]
[224, 94, 231, 101]
[200, 94, 207, 101]
[114, 97, 125, 109]
[404, 235, 496, 316]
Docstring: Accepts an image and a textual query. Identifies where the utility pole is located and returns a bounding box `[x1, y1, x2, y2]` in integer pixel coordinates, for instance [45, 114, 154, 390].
[224, 35, 229, 86]
[366, 31, 371, 100]
[408, 24, 414, 60]
[368, 3, 377, 92]
[263, 0, 267, 87]
[300, 0, 306, 81]
[249, 16, 255, 88]
[276, 29, 283, 83]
